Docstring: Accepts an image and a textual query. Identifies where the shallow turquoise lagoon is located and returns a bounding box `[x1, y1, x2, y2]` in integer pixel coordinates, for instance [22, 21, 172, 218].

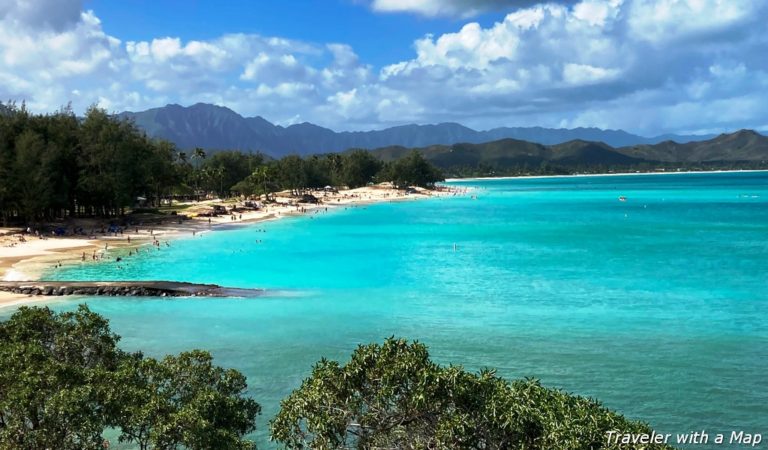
[10, 172, 768, 447]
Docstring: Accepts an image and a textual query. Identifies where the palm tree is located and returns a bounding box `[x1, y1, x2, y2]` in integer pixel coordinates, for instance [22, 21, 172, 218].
[254, 165, 271, 201]
[214, 166, 225, 198]
[191, 147, 206, 169]
[191, 148, 206, 200]
[328, 153, 342, 186]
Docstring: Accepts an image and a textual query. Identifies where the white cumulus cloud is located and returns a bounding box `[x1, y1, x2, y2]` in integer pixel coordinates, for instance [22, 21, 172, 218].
[0, 0, 767, 135]
[369, 0, 574, 17]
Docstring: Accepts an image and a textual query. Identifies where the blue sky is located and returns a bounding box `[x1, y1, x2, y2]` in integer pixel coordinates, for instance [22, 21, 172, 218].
[85, 0, 507, 68]
[1, 0, 767, 135]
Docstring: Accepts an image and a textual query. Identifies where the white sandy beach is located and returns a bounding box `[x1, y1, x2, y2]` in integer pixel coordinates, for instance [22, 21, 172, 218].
[0, 184, 462, 308]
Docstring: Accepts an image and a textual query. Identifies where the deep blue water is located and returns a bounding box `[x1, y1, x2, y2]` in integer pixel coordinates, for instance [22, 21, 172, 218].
[8, 172, 768, 448]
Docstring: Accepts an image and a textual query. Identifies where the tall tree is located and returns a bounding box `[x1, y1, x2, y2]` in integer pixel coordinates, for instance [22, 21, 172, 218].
[78, 106, 123, 215]
[145, 140, 180, 206]
[191, 147, 207, 170]
[385, 150, 444, 188]
[12, 130, 53, 222]
[200, 151, 264, 197]
[340, 150, 382, 188]
[275, 155, 308, 194]
[191, 147, 207, 200]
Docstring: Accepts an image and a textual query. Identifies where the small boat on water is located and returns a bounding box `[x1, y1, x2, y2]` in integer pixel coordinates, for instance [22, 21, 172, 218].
[618, 196, 627, 202]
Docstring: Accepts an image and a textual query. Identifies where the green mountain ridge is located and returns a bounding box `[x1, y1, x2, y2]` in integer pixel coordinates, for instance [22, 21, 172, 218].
[618, 130, 768, 162]
[365, 131, 768, 175]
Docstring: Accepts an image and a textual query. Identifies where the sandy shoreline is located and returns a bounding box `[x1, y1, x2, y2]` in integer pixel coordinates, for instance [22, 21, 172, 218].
[444, 169, 768, 183]
[0, 184, 461, 308]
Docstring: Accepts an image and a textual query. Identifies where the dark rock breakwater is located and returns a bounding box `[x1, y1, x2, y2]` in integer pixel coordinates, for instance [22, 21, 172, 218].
[0, 281, 263, 298]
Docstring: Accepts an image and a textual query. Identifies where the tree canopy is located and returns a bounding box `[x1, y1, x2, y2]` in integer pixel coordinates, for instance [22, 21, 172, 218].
[0, 305, 260, 450]
[270, 338, 675, 450]
[0, 305, 122, 450]
[380, 150, 444, 188]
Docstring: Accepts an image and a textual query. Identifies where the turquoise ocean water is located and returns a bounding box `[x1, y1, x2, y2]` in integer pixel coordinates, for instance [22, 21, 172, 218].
[6, 172, 768, 448]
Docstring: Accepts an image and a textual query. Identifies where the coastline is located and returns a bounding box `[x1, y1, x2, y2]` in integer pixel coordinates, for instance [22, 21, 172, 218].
[444, 168, 768, 183]
[5, 168, 760, 308]
[0, 184, 458, 308]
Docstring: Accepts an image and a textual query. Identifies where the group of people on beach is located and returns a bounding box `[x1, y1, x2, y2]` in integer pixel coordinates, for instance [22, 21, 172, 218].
[9, 185, 472, 276]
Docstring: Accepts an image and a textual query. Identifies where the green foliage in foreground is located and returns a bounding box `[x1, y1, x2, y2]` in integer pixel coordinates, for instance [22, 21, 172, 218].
[271, 338, 676, 450]
[0, 307, 674, 449]
[0, 305, 260, 450]
[0, 305, 122, 450]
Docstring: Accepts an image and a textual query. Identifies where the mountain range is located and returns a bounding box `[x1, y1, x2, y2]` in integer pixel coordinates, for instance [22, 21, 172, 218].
[118, 103, 717, 157]
[368, 130, 768, 173]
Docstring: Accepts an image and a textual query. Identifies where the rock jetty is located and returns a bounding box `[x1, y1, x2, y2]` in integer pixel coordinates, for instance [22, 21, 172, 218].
[0, 281, 263, 298]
